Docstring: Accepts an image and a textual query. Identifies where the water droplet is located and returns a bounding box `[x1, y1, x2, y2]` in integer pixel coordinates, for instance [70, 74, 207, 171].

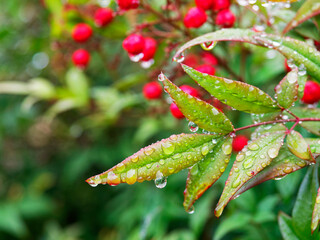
[168, 167, 175, 174]
[245, 151, 252, 156]
[212, 108, 219, 115]
[158, 73, 165, 82]
[267, 148, 278, 158]
[89, 182, 98, 187]
[162, 142, 175, 155]
[236, 154, 245, 162]
[188, 121, 199, 132]
[154, 171, 167, 188]
[131, 155, 139, 162]
[222, 142, 232, 155]
[246, 171, 254, 177]
[201, 41, 217, 51]
[145, 147, 155, 156]
[201, 144, 210, 155]
[283, 166, 292, 174]
[232, 176, 241, 188]
[173, 52, 185, 63]
[248, 143, 259, 151]
[243, 158, 254, 169]
[126, 169, 137, 185]
[220, 166, 226, 173]
[159, 159, 165, 165]
[107, 171, 121, 186]
[187, 205, 195, 214]
[212, 138, 217, 144]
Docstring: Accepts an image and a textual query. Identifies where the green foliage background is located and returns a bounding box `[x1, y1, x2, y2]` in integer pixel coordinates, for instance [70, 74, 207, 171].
[1, 0, 319, 239]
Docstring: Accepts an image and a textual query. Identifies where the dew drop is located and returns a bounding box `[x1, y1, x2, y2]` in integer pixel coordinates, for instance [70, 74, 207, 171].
[131, 155, 139, 163]
[212, 108, 220, 115]
[173, 52, 185, 63]
[220, 166, 226, 173]
[201, 144, 210, 155]
[248, 143, 259, 151]
[107, 171, 121, 186]
[154, 171, 167, 188]
[232, 177, 241, 188]
[126, 169, 137, 185]
[267, 148, 278, 158]
[222, 142, 232, 155]
[188, 121, 199, 132]
[162, 142, 175, 155]
[117, 163, 126, 172]
[236, 154, 245, 162]
[187, 205, 195, 214]
[158, 73, 165, 82]
[145, 147, 155, 156]
[243, 158, 254, 169]
[201, 41, 217, 51]
[190, 164, 199, 176]
[159, 159, 165, 165]
[89, 182, 98, 187]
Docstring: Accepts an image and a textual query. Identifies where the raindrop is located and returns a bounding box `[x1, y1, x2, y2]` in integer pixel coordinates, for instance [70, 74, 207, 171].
[222, 142, 232, 155]
[117, 163, 126, 172]
[232, 177, 241, 188]
[201, 145, 210, 155]
[190, 164, 199, 175]
[131, 155, 139, 162]
[162, 142, 175, 155]
[89, 182, 98, 187]
[126, 169, 137, 185]
[145, 147, 155, 156]
[212, 138, 218, 144]
[248, 143, 259, 151]
[212, 108, 220, 115]
[154, 171, 167, 188]
[236, 154, 245, 162]
[188, 121, 199, 132]
[243, 158, 254, 169]
[173, 52, 185, 63]
[267, 148, 278, 158]
[158, 73, 165, 82]
[201, 41, 217, 51]
[187, 205, 195, 214]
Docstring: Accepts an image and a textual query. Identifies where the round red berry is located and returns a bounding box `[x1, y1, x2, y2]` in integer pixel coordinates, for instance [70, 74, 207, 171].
[232, 135, 248, 152]
[72, 23, 93, 43]
[143, 82, 162, 100]
[284, 59, 291, 72]
[201, 52, 218, 66]
[122, 34, 145, 55]
[212, 0, 230, 11]
[117, 0, 139, 10]
[315, 40, 320, 51]
[184, 7, 207, 28]
[301, 81, 320, 104]
[94, 8, 113, 27]
[215, 9, 235, 28]
[195, 0, 214, 10]
[170, 103, 185, 119]
[196, 64, 216, 75]
[141, 37, 157, 61]
[180, 85, 200, 98]
[72, 49, 90, 68]
[184, 54, 199, 67]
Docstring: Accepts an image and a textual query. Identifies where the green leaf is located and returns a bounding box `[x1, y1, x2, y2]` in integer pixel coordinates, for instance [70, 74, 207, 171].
[251, 124, 287, 140]
[286, 130, 315, 162]
[233, 145, 308, 198]
[292, 163, 319, 240]
[86, 133, 220, 186]
[312, 187, 320, 233]
[65, 68, 89, 106]
[290, 107, 320, 136]
[283, 0, 320, 34]
[298, 74, 307, 99]
[214, 213, 251, 240]
[182, 65, 280, 114]
[160, 73, 234, 134]
[174, 29, 320, 83]
[275, 69, 298, 109]
[215, 131, 286, 217]
[306, 138, 320, 155]
[278, 212, 300, 240]
[183, 136, 232, 212]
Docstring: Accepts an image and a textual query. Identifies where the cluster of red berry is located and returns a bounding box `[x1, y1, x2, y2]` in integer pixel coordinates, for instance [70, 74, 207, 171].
[285, 59, 320, 104]
[184, 0, 235, 29]
[71, 8, 114, 68]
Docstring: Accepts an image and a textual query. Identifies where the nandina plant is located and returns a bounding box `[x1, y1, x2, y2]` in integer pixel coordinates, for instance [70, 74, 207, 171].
[86, 20, 320, 240]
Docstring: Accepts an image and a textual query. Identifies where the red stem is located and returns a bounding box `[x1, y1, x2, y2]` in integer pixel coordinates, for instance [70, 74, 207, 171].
[234, 118, 320, 132]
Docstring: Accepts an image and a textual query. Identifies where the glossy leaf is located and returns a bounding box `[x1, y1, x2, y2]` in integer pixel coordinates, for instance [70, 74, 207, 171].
[290, 107, 320, 136]
[215, 131, 286, 217]
[183, 137, 232, 212]
[251, 124, 287, 140]
[306, 138, 320, 155]
[278, 212, 300, 240]
[298, 73, 308, 99]
[160, 73, 234, 134]
[275, 69, 298, 109]
[251, 112, 282, 124]
[233, 145, 308, 198]
[286, 130, 315, 163]
[312, 187, 320, 233]
[292, 163, 319, 240]
[283, 0, 320, 34]
[86, 133, 218, 186]
[175, 29, 320, 82]
[182, 65, 280, 114]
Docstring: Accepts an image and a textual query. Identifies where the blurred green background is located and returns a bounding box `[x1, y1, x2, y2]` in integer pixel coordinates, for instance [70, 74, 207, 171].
[1, 0, 317, 239]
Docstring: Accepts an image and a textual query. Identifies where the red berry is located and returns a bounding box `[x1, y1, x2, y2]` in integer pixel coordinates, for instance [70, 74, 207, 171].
[284, 59, 291, 72]
[72, 49, 90, 68]
[141, 37, 157, 61]
[122, 34, 145, 55]
[195, 0, 214, 10]
[184, 54, 199, 67]
[201, 52, 218, 66]
[72, 23, 93, 43]
[232, 135, 248, 152]
[94, 8, 113, 27]
[180, 85, 200, 98]
[170, 103, 185, 119]
[301, 81, 320, 104]
[212, 0, 230, 11]
[143, 82, 162, 100]
[184, 7, 207, 28]
[117, 0, 139, 10]
[315, 41, 320, 51]
[196, 64, 216, 75]
[215, 9, 236, 28]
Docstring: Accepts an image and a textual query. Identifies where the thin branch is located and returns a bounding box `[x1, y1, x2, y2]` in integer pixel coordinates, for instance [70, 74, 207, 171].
[234, 118, 320, 132]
